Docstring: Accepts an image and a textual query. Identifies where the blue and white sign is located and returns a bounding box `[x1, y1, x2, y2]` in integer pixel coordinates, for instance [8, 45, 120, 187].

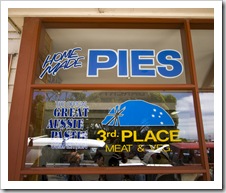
[101, 100, 175, 127]
[87, 49, 183, 78]
[39, 47, 183, 79]
[39, 47, 85, 79]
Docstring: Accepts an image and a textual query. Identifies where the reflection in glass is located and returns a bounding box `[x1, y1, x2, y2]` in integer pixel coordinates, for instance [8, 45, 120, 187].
[199, 93, 214, 141]
[24, 90, 211, 180]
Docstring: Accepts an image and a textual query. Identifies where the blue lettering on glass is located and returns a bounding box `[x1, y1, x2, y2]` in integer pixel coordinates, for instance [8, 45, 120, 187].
[87, 49, 118, 77]
[53, 107, 89, 118]
[51, 131, 62, 138]
[118, 49, 128, 77]
[46, 118, 84, 129]
[39, 47, 85, 79]
[47, 101, 89, 150]
[87, 49, 183, 78]
[102, 100, 175, 127]
[156, 49, 183, 78]
[131, 50, 156, 77]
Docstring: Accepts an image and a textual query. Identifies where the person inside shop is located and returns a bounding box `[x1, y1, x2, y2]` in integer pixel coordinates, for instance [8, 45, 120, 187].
[67, 151, 83, 181]
[106, 154, 124, 181]
[93, 151, 107, 181]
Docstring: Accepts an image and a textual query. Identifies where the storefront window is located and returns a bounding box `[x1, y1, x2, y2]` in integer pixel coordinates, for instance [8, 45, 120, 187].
[199, 92, 214, 141]
[191, 30, 214, 90]
[24, 90, 208, 181]
[35, 29, 186, 84]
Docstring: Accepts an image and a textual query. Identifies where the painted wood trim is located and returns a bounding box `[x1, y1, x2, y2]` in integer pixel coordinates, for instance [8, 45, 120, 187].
[8, 17, 42, 180]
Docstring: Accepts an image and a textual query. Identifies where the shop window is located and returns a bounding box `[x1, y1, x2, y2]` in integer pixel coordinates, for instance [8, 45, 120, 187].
[24, 90, 208, 181]
[191, 30, 214, 90]
[191, 29, 214, 168]
[199, 92, 214, 142]
[35, 29, 187, 84]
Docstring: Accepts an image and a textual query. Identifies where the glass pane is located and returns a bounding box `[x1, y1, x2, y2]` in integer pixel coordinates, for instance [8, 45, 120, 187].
[191, 30, 214, 89]
[35, 29, 186, 84]
[199, 92, 214, 169]
[26, 90, 203, 174]
[199, 92, 214, 141]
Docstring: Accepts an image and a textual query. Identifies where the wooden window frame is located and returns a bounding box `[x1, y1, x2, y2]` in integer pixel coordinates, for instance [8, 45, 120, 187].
[8, 17, 214, 181]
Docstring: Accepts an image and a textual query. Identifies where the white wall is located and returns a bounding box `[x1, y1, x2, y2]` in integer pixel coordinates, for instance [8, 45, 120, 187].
[8, 8, 214, 18]
[8, 22, 21, 118]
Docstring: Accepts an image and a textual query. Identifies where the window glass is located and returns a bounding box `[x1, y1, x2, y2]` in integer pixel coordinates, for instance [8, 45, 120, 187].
[191, 30, 214, 89]
[25, 90, 203, 179]
[199, 92, 214, 142]
[35, 29, 186, 84]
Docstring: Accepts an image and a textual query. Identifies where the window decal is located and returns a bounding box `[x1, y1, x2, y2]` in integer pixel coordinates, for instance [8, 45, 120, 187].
[102, 100, 175, 127]
[99, 100, 179, 153]
[88, 49, 183, 78]
[38, 47, 183, 80]
[39, 47, 85, 79]
[28, 100, 105, 149]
